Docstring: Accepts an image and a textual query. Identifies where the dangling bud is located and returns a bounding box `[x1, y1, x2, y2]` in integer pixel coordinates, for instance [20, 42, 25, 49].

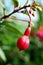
[17, 35, 30, 51]
[29, 9, 35, 16]
[24, 27, 31, 36]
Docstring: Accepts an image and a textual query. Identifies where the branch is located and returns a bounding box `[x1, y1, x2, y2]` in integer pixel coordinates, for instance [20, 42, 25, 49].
[10, 16, 29, 22]
[0, 5, 30, 20]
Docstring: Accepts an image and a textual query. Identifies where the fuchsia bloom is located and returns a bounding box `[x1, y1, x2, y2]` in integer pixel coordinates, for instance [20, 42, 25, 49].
[17, 27, 31, 51]
[36, 26, 43, 40]
[17, 35, 30, 51]
[24, 27, 31, 36]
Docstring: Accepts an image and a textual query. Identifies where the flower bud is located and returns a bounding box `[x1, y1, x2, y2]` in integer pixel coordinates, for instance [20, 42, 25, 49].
[24, 27, 31, 36]
[36, 26, 43, 40]
[17, 35, 30, 51]
[29, 9, 35, 16]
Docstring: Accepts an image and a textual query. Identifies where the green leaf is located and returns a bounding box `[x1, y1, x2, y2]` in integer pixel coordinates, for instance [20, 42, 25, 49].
[0, 19, 28, 51]
[0, 48, 7, 62]
[3, 19, 28, 34]
[12, 0, 19, 7]
[0, 0, 5, 17]
[0, 0, 4, 8]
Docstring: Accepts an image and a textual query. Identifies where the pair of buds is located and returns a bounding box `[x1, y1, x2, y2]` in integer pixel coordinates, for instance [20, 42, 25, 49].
[17, 21, 34, 51]
[29, 8, 35, 16]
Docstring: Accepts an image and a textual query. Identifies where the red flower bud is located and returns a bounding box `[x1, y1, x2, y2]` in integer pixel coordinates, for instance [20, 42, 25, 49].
[37, 31, 43, 40]
[36, 26, 43, 40]
[24, 27, 31, 36]
[17, 35, 30, 51]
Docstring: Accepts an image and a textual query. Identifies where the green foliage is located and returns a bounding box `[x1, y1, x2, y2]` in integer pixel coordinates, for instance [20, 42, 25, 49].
[0, 0, 43, 65]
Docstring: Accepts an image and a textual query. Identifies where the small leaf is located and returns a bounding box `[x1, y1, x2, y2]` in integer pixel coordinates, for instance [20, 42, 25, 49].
[0, 0, 5, 16]
[0, 0, 4, 8]
[0, 48, 7, 62]
[12, 0, 19, 7]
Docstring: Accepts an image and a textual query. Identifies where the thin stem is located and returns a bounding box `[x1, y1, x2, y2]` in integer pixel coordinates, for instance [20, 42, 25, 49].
[26, 8, 32, 27]
[0, 5, 30, 20]
[26, 9, 31, 22]
[10, 16, 29, 22]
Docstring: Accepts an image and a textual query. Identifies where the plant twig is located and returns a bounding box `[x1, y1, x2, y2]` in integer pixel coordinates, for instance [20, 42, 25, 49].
[10, 16, 29, 22]
[0, 5, 30, 20]
[26, 8, 32, 27]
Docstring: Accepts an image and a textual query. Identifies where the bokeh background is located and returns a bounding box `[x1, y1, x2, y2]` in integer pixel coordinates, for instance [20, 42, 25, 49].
[0, 0, 43, 65]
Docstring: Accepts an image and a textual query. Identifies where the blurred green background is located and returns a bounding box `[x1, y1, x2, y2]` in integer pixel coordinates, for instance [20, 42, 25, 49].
[0, 0, 43, 65]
